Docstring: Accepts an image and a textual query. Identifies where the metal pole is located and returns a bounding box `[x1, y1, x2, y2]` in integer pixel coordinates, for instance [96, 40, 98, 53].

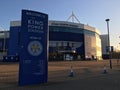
[105, 19, 112, 69]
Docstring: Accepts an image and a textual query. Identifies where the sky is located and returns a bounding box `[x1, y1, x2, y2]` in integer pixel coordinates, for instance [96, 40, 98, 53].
[0, 0, 120, 47]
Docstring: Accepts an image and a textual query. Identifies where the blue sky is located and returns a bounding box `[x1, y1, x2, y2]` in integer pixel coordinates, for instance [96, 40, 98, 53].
[0, 0, 120, 47]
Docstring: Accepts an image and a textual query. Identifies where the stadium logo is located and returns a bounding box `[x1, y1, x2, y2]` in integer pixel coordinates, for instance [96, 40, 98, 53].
[28, 41, 43, 56]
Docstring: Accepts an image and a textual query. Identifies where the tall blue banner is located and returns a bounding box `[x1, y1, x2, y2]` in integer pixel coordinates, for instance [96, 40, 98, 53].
[19, 10, 48, 85]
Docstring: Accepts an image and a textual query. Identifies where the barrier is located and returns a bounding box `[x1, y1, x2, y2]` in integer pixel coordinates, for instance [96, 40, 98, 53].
[3, 55, 19, 62]
[103, 65, 107, 74]
[69, 66, 74, 77]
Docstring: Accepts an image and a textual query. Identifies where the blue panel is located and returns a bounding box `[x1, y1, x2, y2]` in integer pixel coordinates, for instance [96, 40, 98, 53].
[8, 27, 20, 55]
[0, 37, 9, 52]
[19, 10, 48, 85]
[0, 39, 4, 51]
[5, 38, 9, 51]
[49, 31, 85, 56]
[49, 31, 84, 42]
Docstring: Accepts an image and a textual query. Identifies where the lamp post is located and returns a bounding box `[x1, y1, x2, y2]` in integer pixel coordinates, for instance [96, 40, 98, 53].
[105, 19, 112, 69]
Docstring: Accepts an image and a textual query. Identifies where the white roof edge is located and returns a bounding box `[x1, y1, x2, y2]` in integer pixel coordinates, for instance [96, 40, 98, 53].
[49, 20, 83, 25]
[49, 20, 84, 29]
[10, 20, 21, 27]
[84, 24, 101, 35]
[95, 28, 101, 35]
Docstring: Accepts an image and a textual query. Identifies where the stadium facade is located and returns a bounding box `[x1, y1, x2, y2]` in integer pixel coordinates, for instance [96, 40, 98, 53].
[0, 20, 102, 61]
[49, 20, 102, 60]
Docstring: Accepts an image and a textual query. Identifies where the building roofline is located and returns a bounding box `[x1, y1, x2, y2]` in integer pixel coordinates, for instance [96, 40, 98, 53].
[10, 20, 101, 35]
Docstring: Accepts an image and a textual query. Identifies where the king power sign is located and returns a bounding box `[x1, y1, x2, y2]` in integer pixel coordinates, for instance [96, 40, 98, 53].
[19, 10, 48, 85]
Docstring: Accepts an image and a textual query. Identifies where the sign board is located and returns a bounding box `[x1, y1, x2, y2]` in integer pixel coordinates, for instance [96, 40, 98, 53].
[19, 10, 48, 85]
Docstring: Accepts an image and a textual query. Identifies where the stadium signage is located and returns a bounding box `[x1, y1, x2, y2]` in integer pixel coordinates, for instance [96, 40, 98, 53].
[19, 10, 48, 85]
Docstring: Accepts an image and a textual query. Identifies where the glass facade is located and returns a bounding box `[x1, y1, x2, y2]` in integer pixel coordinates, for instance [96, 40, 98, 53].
[49, 21, 102, 60]
[49, 26, 84, 34]
[49, 26, 85, 60]
[49, 26, 96, 36]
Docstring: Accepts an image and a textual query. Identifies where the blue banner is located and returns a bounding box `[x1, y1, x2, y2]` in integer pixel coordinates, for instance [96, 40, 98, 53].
[19, 10, 48, 85]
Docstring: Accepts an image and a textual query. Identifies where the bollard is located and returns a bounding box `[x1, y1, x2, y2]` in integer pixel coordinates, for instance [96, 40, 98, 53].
[103, 65, 107, 74]
[69, 66, 74, 77]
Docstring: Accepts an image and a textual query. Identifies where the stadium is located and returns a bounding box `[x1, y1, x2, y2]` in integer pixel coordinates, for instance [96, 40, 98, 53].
[49, 20, 102, 60]
[0, 13, 102, 61]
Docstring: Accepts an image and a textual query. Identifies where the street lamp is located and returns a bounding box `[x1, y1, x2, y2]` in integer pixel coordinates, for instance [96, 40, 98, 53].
[105, 19, 112, 69]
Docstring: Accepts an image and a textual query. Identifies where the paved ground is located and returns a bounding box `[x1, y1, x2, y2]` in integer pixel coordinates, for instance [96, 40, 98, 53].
[0, 60, 120, 90]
